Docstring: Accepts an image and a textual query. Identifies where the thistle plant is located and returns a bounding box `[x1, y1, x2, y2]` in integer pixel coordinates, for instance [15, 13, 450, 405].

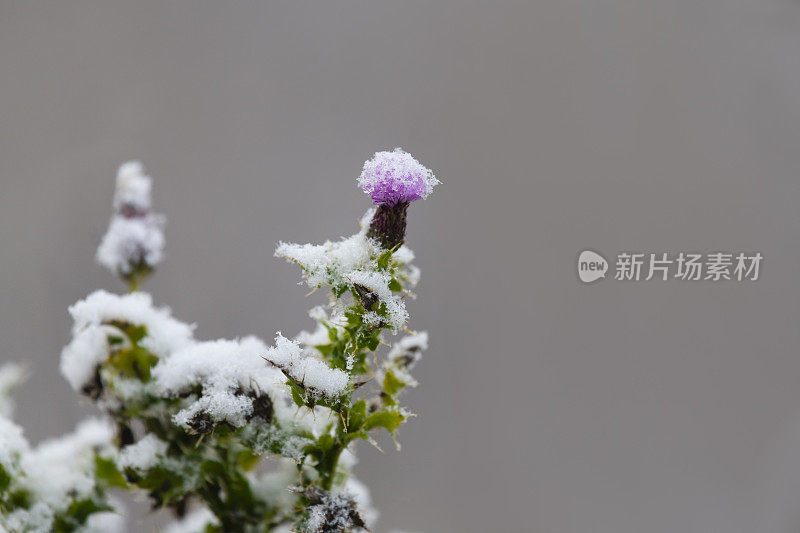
[0, 149, 439, 533]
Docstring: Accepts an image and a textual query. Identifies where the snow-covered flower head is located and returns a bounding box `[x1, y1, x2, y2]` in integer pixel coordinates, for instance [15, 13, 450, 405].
[96, 161, 165, 286]
[358, 148, 439, 206]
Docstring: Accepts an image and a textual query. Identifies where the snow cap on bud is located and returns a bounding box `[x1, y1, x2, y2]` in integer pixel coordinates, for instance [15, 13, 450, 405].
[96, 161, 165, 288]
[113, 161, 153, 216]
[358, 148, 439, 206]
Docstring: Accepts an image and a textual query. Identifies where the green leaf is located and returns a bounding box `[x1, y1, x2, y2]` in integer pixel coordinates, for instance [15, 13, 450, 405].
[382, 370, 405, 401]
[235, 449, 260, 472]
[109, 345, 158, 382]
[95, 456, 127, 488]
[365, 334, 380, 352]
[0, 464, 10, 493]
[388, 278, 403, 292]
[326, 326, 339, 343]
[66, 497, 112, 524]
[53, 495, 112, 532]
[317, 433, 335, 452]
[7, 489, 31, 510]
[364, 410, 405, 434]
[348, 400, 367, 433]
[289, 382, 306, 407]
[124, 324, 148, 344]
[225, 470, 256, 509]
[201, 460, 227, 479]
[377, 249, 393, 270]
[315, 343, 333, 356]
[131, 455, 204, 509]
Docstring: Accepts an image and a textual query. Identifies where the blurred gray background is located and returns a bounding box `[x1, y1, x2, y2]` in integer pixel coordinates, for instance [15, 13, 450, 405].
[1, 1, 800, 532]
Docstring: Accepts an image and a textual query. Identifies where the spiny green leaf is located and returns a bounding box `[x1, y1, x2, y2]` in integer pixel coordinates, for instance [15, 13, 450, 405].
[377, 249, 393, 270]
[348, 400, 367, 433]
[289, 382, 306, 407]
[383, 370, 405, 401]
[364, 410, 405, 434]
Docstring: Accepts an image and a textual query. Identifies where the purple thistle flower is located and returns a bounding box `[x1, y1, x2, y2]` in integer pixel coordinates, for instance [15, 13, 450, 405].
[358, 148, 439, 206]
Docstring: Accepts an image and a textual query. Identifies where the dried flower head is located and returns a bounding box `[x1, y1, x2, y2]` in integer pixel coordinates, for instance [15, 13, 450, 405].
[357, 148, 439, 206]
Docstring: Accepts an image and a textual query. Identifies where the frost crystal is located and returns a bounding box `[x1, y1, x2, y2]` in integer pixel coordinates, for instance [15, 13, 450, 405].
[265, 334, 349, 401]
[358, 148, 439, 206]
[96, 161, 166, 279]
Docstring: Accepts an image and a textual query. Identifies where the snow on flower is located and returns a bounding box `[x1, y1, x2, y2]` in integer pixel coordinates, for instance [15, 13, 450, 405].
[357, 148, 439, 206]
